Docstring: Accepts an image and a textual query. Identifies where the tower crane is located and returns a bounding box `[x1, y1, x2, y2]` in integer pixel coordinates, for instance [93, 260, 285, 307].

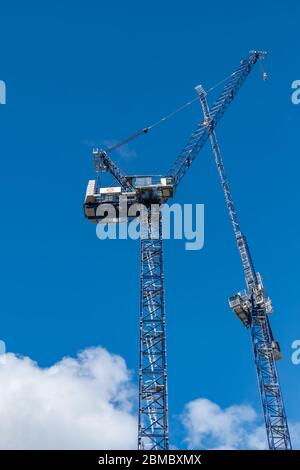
[195, 83, 292, 450]
[83, 51, 279, 450]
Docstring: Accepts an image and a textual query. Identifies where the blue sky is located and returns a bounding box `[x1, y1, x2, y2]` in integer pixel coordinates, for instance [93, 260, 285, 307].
[0, 0, 299, 449]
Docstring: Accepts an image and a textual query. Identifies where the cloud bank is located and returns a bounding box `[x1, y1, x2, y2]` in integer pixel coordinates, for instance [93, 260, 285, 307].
[0, 347, 136, 449]
[181, 397, 300, 450]
[0, 346, 298, 450]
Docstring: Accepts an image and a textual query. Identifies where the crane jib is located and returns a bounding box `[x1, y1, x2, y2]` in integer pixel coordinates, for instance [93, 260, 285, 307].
[168, 52, 265, 186]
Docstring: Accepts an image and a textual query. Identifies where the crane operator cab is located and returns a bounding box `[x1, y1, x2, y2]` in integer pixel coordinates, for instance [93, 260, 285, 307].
[126, 176, 175, 202]
[84, 175, 176, 223]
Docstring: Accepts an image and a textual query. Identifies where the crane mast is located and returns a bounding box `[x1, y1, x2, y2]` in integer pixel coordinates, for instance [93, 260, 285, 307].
[195, 85, 257, 291]
[138, 208, 168, 450]
[195, 85, 292, 450]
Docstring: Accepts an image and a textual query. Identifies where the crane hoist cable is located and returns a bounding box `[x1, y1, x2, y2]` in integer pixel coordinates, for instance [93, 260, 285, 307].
[257, 51, 268, 81]
[104, 96, 200, 154]
[105, 60, 267, 154]
[260, 60, 268, 81]
[104, 71, 238, 154]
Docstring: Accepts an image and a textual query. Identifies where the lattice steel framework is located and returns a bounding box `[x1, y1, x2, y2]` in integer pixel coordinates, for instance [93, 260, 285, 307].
[250, 305, 292, 449]
[138, 207, 169, 450]
[197, 86, 292, 450]
[84, 51, 290, 450]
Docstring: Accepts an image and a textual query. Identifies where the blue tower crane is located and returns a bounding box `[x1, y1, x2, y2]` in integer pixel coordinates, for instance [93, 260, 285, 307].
[84, 51, 274, 450]
[195, 83, 292, 450]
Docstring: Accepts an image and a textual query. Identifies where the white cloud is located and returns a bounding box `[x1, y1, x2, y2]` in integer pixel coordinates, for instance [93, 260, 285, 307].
[0, 347, 299, 451]
[290, 422, 300, 449]
[181, 398, 264, 450]
[0, 347, 137, 450]
[115, 143, 137, 161]
[181, 397, 300, 450]
[103, 140, 137, 161]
